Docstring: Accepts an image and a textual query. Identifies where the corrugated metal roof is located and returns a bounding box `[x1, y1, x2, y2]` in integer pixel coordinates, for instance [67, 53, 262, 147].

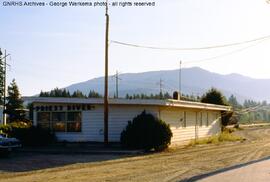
[23, 97, 231, 111]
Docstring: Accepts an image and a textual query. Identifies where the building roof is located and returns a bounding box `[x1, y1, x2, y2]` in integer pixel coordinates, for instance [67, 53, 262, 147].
[24, 97, 231, 111]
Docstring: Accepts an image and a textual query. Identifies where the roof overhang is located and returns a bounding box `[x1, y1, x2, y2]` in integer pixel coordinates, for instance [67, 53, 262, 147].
[24, 97, 231, 111]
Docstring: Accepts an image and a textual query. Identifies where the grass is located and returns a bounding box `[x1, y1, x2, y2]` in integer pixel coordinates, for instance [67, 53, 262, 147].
[189, 132, 245, 146]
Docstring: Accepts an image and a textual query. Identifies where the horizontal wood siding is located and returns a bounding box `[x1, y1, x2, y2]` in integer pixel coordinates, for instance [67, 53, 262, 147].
[160, 108, 221, 144]
[55, 108, 103, 142]
[108, 106, 158, 142]
[160, 109, 196, 143]
[198, 112, 221, 138]
[33, 103, 222, 143]
[57, 105, 158, 142]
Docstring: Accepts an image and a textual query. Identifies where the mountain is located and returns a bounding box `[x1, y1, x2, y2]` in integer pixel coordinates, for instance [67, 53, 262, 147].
[65, 67, 270, 103]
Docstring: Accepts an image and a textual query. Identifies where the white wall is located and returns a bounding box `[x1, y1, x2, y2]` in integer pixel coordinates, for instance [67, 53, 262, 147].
[160, 108, 221, 143]
[33, 103, 221, 143]
[54, 105, 158, 142]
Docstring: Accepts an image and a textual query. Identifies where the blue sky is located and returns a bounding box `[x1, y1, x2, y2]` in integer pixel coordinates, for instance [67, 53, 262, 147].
[1, 0, 270, 96]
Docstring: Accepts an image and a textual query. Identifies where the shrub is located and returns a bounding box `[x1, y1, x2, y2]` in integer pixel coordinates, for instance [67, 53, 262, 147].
[0, 124, 12, 134]
[0, 122, 55, 146]
[218, 132, 243, 142]
[221, 111, 239, 129]
[120, 111, 173, 151]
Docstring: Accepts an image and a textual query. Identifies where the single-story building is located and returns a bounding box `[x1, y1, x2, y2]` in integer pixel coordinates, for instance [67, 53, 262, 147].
[30, 97, 231, 144]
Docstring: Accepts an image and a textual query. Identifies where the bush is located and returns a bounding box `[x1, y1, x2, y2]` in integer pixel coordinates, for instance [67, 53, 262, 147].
[221, 111, 239, 129]
[0, 124, 12, 134]
[0, 122, 55, 146]
[120, 111, 173, 151]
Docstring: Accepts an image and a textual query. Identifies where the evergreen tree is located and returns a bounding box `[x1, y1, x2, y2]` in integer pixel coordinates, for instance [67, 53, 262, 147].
[201, 88, 228, 106]
[88, 90, 102, 98]
[228, 94, 240, 109]
[72, 90, 86, 98]
[5, 79, 24, 122]
[164, 92, 172, 99]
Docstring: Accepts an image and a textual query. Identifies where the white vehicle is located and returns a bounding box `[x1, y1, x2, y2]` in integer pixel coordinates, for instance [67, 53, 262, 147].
[0, 134, 21, 154]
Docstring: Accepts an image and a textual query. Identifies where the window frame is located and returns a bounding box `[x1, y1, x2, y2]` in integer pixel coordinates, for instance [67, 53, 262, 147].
[36, 111, 82, 133]
[37, 112, 51, 129]
[66, 112, 82, 133]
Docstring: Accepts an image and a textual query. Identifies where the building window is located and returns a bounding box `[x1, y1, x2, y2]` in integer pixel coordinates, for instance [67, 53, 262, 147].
[37, 112, 51, 129]
[67, 112, 82, 132]
[52, 112, 66, 132]
[37, 111, 82, 132]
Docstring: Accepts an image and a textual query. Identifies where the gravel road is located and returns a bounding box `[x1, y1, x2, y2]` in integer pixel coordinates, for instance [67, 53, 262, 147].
[1, 126, 270, 182]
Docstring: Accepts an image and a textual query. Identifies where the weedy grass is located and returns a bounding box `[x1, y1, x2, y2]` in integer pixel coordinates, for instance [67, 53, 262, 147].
[189, 132, 245, 146]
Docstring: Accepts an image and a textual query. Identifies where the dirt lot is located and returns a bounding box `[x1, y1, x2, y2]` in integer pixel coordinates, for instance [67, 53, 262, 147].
[1, 126, 270, 182]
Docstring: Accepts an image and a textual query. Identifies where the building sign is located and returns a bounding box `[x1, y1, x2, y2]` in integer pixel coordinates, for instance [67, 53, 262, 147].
[34, 104, 95, 112]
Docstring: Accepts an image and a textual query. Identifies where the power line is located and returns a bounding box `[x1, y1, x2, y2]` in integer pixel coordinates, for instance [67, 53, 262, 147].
[232, 104, 270, 116]
[111, 34, 270, 51]
[182, 38, 268, 65]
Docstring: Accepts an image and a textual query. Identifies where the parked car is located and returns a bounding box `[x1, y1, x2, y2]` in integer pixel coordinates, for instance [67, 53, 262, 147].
[0, 134, 21, 155]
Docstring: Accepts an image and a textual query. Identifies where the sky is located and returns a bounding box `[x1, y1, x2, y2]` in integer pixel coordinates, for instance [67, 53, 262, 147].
[1, 0, 270, 96]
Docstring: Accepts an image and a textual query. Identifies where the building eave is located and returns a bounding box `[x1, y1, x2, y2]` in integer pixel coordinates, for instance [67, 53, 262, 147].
[24, 97, 231, 111]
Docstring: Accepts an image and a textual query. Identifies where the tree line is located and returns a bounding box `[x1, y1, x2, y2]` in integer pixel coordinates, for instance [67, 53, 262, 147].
[40, 88, 202, 102]
[4, 82, 270, 124]
[39, 88, 102, 98]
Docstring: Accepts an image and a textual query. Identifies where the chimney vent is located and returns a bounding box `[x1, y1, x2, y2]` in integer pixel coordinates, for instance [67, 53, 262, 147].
[173, 91, 180, 100]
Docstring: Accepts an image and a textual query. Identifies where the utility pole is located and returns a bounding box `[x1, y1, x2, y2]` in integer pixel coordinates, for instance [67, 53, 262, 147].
[3, 50, 7, 125]
[159, 78, 163, 99]
[0, 49, 9, 125]
[116, 71, 118, 98]
[0, 49, 2, 125]
[179, 60, 182, 99]
[104, 0, 109, 145]
[114, 71, 121, 98]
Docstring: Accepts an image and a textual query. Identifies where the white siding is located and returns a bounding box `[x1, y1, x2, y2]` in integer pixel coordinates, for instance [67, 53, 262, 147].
[56, 105, 158, 142]
[160, 108, 221, 144]
[55, 109, 101, 142]
[160, 109, 197, 143]
[108, 106, 158, 142]
[197, 111, 221, 138]
[33, 102, 222, 144]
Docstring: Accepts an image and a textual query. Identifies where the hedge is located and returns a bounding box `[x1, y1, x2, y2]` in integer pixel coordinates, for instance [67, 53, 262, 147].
[0, 122, 55, 146]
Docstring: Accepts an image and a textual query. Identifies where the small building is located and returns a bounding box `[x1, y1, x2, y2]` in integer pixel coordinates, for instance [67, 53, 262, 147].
[30, 97, 230, 144]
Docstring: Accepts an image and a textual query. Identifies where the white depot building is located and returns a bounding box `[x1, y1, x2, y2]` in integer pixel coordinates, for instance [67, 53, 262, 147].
[30, 97, 231, 144]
